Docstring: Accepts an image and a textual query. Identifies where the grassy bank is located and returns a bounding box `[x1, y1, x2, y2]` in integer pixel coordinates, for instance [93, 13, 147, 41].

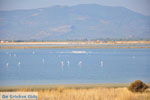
[0, 83, 150, 100]
[37, 87, 150, 100]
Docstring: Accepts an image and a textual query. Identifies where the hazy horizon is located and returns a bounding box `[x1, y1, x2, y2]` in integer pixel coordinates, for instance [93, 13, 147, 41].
[0, 0, 150, 16]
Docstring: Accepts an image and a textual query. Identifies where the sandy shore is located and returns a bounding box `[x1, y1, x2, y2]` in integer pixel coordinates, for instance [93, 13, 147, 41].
[0, 41, 150, 49]
[1, 41, 150, 45]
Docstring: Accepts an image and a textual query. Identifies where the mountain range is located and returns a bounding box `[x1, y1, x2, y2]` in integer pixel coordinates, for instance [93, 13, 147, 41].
[0, 4, 150, 40]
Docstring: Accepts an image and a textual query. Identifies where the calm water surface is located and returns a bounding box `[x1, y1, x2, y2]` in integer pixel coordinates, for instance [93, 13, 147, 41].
[0, 47, 150, 86]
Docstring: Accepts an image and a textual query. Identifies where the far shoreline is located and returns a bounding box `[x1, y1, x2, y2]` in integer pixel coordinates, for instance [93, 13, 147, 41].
[1, 40, 150, 45]
[0, 40, 150, 49]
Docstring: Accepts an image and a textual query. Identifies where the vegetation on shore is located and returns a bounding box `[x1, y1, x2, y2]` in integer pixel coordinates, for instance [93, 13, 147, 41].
[0, 83, 149, 100]
[128, 80, 149, 92]
[1, 87, 149, 100]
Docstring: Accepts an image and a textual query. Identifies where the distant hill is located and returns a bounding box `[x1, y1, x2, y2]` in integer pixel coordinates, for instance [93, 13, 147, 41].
[0, 4, 150, 40]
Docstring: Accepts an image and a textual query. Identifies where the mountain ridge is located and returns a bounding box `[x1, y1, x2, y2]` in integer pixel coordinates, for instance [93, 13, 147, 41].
[0, 4, 149, 40]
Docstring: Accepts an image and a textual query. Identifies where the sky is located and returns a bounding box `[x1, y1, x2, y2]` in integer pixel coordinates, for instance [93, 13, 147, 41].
[0, 0, 150, 16]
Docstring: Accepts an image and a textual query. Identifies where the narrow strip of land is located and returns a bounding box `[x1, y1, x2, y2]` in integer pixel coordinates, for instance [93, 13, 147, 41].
[1, 41, 150, 49]
[0, 41, 150, 45]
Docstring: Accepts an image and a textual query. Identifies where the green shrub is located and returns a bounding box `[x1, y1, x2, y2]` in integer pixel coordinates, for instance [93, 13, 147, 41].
[128, 80, 149, 92]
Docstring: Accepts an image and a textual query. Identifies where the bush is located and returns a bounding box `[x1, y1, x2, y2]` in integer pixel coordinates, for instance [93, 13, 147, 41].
[128, 80, 149, 92]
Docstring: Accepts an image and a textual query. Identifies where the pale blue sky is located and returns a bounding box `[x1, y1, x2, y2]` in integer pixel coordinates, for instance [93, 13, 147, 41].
[0, 0, 150, 16]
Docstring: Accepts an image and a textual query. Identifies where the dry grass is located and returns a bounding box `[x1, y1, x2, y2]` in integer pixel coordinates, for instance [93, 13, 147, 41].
[15, 87, 150, 100]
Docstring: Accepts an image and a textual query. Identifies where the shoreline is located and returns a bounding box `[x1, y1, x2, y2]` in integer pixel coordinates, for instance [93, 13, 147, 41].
[0, 83, 150, 91]
[1, 41, 150, 45]
[0, 83, 130, 91]
[0, 41, 150, 49]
